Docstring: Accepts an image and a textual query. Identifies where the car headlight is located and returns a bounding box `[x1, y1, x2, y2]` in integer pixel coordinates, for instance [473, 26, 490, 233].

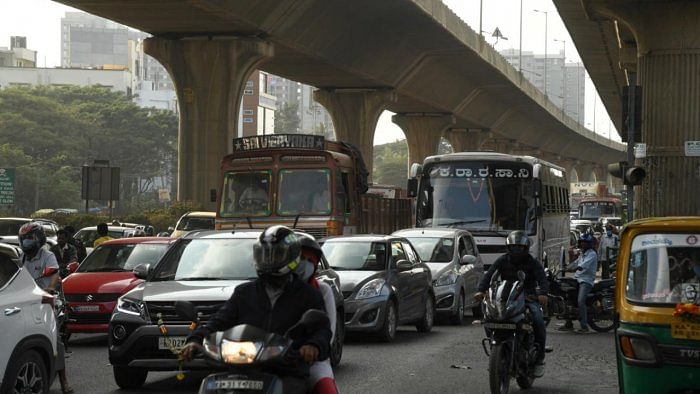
[356, 279, 386, 300]
[434, 271, 457, 287]
[221, 340, 260, 364]
[116, 297, 146, 318]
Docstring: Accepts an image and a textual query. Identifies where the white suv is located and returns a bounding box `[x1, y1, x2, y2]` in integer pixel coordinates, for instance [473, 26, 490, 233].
[0, 243, 58, 393]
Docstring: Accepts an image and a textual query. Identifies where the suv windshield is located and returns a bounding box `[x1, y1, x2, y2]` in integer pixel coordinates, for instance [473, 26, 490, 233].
[74, 229, 125, 248]
[176, 216, 215, 231]
[153, 238, 258, 281]
[322, 241, 387, 271]
[220, 171, 272, 217]
[78, 243, 170, 273]
[626, 233, 700, 305]
[406, 237, 454, 262]
[278, 169, 331, 215]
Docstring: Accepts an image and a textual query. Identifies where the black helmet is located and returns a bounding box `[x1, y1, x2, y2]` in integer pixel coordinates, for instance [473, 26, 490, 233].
[253, 225, 301, 276]
[506, 230, 530, 257]
[18, 222, 47, 254]
[297, 232, 323, 258]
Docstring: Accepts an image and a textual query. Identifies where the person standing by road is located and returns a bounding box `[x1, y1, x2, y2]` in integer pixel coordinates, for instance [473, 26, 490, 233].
[598, 224, 619, 272]
[560, 234, 598, 333]
[51, 229, 79, 278]
[93, 222, 113, 247]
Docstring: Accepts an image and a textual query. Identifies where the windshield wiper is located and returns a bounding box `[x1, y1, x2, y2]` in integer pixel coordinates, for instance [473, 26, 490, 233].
[439, 220, 487, 227]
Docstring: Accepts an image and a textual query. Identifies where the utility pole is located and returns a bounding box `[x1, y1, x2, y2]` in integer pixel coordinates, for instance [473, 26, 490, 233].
[554, 38, 566, 111]
[519, 0, 523, 74]
[479, 0, 483, 37]
[534, 9, 548, 97]
[626, 73, 637, 220]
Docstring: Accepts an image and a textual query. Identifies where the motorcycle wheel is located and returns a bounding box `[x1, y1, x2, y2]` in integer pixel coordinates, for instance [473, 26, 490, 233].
[488, 343, 511, 394]
[516, 375, 534, 389]
[588, 295, 615, 332]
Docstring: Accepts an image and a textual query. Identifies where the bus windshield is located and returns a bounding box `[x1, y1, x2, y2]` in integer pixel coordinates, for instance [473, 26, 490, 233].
[416, 161, 535, 233]
[220, 170, 272, 217]
[579, 201, 619, 220]
[278, 169, 332, 215]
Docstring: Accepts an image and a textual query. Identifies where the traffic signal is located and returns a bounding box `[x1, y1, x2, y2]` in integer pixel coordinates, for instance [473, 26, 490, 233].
[608, 161, 646, 185]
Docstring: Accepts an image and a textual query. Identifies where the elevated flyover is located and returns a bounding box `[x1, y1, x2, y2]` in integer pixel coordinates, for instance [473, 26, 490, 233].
[58, 0, 626, 208]
[553, 0, 700, 216]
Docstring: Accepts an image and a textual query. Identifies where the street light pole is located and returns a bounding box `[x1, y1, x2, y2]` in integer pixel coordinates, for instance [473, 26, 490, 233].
[479, 0, 483, 36]
[519, 0, 523, 74]
[534, 9, 548, 97]
[554, 38, 566, 112]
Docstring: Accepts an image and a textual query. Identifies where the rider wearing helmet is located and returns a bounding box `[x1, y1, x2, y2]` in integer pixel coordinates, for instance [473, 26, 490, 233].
[296, 233, 339, 394]
[19, 222, 60, 292]
[560, 233, 598, 333]
[475, 230, 549, 377]
[181, 226, 332, 391]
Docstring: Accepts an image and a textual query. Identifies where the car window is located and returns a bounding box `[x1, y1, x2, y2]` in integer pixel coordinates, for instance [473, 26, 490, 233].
[74, 229, 125, 247]
[0, 220, 25, 236]
[78, 244, 137, 272]
[176, 217, 215, 231]
[322, 241, 387, 271]
[122, 243, 170, 271]
[0, 256, 19, 289]
[407, 237, 453, 262]
[153, 238, 258, 281]
[391, 241, 407, 265]
[464, 236, 477, 256]
[402, 242, 420, 264]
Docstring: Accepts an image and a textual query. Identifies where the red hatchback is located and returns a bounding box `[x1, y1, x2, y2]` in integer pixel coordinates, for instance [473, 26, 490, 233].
[62, 237, 174, 334]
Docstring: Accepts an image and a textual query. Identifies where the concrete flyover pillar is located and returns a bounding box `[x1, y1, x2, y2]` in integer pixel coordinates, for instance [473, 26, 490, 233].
[144, 37, 273, 210]
[444, 129, 492, 152]
[482, 138, 516, 154]
[392, 113, 455, 168]
[314, 89, 397, 175]
[590, 1, 700, 216]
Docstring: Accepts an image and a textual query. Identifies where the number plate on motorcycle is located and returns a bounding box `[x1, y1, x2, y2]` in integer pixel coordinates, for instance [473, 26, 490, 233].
[210, 379, 265, 390]
[671, 322, 700, 340]
[484, 322, 517, 330]
[158, 336, 187, 350]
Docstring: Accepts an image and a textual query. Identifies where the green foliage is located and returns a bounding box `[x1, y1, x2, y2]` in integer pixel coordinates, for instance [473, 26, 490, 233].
[373, 140, 408, 187]
[0, 86, 177, 216]
[274, 102, 301, 134]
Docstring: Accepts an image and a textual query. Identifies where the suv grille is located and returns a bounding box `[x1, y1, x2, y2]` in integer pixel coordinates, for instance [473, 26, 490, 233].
[146, 301, 225, 324]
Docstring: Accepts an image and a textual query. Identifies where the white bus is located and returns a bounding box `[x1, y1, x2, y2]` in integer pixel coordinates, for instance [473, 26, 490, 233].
[407, 152, 571, 271]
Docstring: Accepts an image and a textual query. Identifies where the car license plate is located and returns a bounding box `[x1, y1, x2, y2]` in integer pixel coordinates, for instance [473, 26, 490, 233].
[158, 336, 187, 351]
[484, 322, 517, 330]
[72, 305, 100, 313]
[671, 322, 700, 340]
[210, 379, 265, 390]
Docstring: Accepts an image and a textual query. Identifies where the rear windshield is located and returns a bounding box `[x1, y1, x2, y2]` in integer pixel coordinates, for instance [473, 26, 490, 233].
[407, 237, 454, 262]
[74, 229, 124, 247]
[0, 220, 25, 236]
[153, 238, 258, 281]
[322, 241, 387, 271]
[176, 216, 215, 231]
[78, 243, 170, 273]
[626, 233, 700, 305]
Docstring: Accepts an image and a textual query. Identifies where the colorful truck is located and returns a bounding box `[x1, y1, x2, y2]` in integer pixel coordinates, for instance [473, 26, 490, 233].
[216, 134, 411, 237]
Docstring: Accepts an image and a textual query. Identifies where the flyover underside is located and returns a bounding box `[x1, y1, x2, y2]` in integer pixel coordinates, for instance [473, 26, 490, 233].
[58, 0, 625, 167]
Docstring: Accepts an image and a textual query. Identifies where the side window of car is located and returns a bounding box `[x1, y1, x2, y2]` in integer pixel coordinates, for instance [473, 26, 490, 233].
[0, 256, 19, 289]
[401, 242, 419, 264]
[391, 241, 407, 267]
[464, 237, 477, 256]
[458, 237, 468, 258]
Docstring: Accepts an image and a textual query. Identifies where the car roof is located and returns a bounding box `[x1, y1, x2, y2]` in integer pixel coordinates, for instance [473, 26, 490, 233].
[182, 229, 261, 240]
[99, 237, 175, 246]
[0, 217, 56, 224]
[76, 226, 133, 232]
[322, 234, 406, 243]
[182, 211, 216, 218]
[624, 216, 700, 230]
[393, 228, 469, 237]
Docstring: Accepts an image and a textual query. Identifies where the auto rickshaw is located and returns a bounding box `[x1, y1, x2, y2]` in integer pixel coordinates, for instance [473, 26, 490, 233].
[615, 217, 700, 393]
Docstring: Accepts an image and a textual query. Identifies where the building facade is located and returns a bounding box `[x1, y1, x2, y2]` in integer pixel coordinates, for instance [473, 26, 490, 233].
[0, 36, 37, 68]
[0, 66, 131, 92]
[500, 49, 585, 123]
[239, 70, 277, 137]
[267, 75, 335, 139]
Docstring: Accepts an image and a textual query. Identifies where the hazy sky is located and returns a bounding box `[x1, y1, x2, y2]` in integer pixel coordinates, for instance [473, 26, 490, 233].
[0, 0, 620, 145]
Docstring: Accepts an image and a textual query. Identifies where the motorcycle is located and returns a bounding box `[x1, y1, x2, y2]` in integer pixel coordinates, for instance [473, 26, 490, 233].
[174, 300, 329, 394]
[480, 271, 540, 394]
[544, 268, 615, 332]
[40, 266, 70, 344]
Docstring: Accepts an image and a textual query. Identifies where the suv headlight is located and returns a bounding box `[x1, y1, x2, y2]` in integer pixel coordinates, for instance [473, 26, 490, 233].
[434, 271, 457, 287]
[356, 279, 386, 300]
[117, 297, 146, 319]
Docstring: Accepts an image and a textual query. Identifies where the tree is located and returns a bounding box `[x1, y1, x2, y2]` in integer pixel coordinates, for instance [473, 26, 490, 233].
[274, 102, 300, 134]
[373, 140, 408, 187]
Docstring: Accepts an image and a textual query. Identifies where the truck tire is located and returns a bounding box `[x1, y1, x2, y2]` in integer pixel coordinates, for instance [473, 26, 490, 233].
[113, 365, 147, 389]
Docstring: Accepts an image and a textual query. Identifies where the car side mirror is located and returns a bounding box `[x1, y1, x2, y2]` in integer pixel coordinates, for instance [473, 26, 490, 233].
[174, 300, 199, 323]
[133, 263, 151, 280]
[67, 262, 79, 274]
[460, 255, 477, 265]
[42, 266, 59, 278]
[396, 259, 412, 272]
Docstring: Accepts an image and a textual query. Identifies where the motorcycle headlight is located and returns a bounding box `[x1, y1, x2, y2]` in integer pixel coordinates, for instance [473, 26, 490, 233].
[116, 297, 146, 319]
[356, 279, 386, 300]
[221, 340, 260, 364]
[434, 271, 457, 287]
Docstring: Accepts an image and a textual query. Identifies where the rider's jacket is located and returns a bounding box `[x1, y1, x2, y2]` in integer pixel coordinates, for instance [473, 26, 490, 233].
[478, 253, 549, 296]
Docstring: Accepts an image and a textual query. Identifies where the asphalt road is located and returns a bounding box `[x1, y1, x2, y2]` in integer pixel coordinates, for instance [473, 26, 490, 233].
[50, 316, 618, 394]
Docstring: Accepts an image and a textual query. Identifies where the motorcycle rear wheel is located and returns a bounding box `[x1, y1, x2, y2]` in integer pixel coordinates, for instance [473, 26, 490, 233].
[488, 343, 511, 394]
[588, 295, 615, 332]
[516, 375, 534, 389]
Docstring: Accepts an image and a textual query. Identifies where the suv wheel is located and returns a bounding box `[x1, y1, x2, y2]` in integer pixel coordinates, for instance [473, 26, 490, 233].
[2, 350, 48, 394]
[416, 295, 435, 333]
[113, 365, 148, 389]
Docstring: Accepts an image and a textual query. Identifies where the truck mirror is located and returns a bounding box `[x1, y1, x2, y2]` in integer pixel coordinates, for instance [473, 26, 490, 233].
[407, 178, 418, 198]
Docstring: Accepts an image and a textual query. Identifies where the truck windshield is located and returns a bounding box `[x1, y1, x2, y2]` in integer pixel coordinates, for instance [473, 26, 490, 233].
[626, 233, 700, 305]
[580, 202, 619, 219]
[278, 169, 331, 215]
[220, 170, 272, 217]
[416, 161, 534, 233]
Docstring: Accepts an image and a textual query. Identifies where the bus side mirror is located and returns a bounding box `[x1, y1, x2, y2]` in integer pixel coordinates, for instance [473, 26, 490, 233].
[407, 178, 418, 198]
[533, 179, 542, 197]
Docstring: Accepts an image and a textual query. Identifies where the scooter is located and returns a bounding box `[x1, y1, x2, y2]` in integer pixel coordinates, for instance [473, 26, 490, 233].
[174, 301, 329, 394]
